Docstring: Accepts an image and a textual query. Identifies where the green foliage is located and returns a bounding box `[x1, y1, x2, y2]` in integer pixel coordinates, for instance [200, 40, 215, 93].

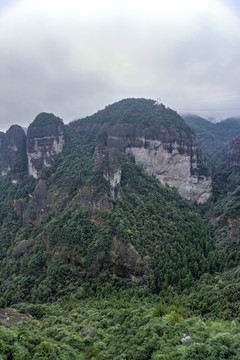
[71, 98, 193, 134]
[183, 114, 240, 155]
[29, 113, 63, 128]
[1, 294, 240, 359]
[0, 147, 230, 307]
[1, 98, 240, 359]
[40, 129, 94, 194]
[184, 267, 240, 319]
[152, 306, 168, 317]
[83, 345, 99, 359]
[208, 152, 240, 246]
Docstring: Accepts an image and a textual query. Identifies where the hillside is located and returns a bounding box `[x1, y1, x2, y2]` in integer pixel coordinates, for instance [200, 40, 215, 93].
[0, 99, 239, 359]
[182, 114, 240, 155]
[72, 98, 193, 133]
[0, 133, 215, 305]
[70, 99, 212, 203]
[0, 99, 214, 303]
[182, 112, 240, 249]
[206, 134, 240, 250]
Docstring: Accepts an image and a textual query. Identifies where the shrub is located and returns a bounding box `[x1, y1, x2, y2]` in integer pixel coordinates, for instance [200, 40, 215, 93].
[152, 306, 168, 317]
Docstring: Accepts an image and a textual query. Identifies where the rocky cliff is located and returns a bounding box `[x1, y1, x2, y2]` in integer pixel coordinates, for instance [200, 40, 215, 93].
[226, 135, 240, 167]
[0, 125, 26, 177]
[72, 99, 212, 203]
[27, 113, 66, 178]
[1, 100, 212, 203]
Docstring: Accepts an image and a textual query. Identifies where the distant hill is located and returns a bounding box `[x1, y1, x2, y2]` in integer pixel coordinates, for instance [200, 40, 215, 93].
[182, 114, 240, 155]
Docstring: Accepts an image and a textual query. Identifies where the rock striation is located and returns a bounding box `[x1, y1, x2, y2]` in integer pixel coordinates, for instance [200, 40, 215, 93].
[1, 100, 212, 203]
[27, 113, 65, 178]
[94, 145, 122, 199]
[73, 99, 212, 203]
[0, 125, 26, 177]
[107, 124, 211, 203]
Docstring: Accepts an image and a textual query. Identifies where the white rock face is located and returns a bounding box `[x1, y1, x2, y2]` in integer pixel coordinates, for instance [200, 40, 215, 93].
[1, 165, 10, 177]
[104, 167, 122, 198]
[28, 134, 65, 178]
[125, 139, 211, 203]
[94, 145, 122, 198]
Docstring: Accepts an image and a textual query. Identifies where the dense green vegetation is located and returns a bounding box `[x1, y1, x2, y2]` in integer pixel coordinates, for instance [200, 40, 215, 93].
[207, 157, 240, 246]
[1, 101, 240, 359]
[0, 149, 221, 306]
[183, 113, 240, 248]
[71, 98, 194, 135]
[40, 129, 95, 193]
[183, 114, 240, 154]
[0, 291, 240, 359]
[29, 113, 64, 128]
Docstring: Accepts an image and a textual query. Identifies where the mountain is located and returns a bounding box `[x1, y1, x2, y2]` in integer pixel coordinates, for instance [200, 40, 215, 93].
[0, 99, 216, 304]
[69, 99, 212, 203]
[0, 99, 239, 359]
[0, 99, 212, 203]
[182, 114, 240, 155]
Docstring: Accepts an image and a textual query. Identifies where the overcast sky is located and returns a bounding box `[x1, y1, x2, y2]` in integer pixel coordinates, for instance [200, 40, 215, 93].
[0, 0, 240, 132]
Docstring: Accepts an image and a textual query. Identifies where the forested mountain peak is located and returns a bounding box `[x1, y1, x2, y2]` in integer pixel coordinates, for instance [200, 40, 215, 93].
[29, 113, 64, 128]
[71, 98, 194, 134]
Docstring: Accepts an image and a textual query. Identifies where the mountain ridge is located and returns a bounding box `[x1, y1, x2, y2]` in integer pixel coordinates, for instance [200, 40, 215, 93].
[0, 98, 212, 202]
[0, 99, 240, 359]
[182, 113, 240, 155]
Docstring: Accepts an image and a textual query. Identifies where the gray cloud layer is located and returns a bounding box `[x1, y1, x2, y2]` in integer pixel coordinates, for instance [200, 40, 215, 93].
[0, 0, 240, 131]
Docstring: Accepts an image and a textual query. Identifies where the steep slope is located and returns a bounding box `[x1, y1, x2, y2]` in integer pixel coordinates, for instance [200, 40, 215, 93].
[0, 121, 216, 306]
[1, 100, 240, 360]
[207, 134, 240, 249]
[0, 100, 211, 203]
[183, 114, 240, 155]
[27, 113, 66, 178]
[0, 125, 26, 179]
[71, 99, 212, 203]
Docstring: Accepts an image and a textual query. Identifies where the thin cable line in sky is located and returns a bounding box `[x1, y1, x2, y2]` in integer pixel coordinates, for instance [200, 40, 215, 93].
[176, 108, 240, 111]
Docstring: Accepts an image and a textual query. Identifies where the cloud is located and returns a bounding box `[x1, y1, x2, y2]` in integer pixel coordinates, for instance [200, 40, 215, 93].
[0, 0, 240, 131]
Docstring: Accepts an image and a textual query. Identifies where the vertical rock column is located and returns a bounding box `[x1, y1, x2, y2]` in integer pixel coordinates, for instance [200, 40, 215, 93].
[27, 113, 65, 178]
[0, 125, 26, 177]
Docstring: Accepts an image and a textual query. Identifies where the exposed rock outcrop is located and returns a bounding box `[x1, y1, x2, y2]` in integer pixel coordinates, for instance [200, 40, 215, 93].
[0, 125, 26, 177]
[108, 123, 211, 203]
[22, 179, 72, 226]
[27, 113, 65, 178]
[226, 135, 240, 167]
[110, 238, 144, 277]
[12, 240, 28, 260]
[76, 119, 212, 203]
[94, 145, 122, 199]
